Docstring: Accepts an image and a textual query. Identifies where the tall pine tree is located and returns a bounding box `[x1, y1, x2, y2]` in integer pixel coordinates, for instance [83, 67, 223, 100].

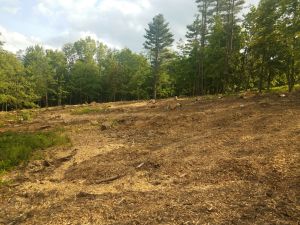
[144, 14, 174, 99]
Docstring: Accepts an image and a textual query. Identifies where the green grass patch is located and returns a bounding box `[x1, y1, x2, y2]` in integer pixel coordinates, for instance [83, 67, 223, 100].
[263, 84, 300, 94]
[18, 111, 32, 121]
[0, 110, 37, 127]
[70, 107, 105, 115]
[0, 113, 16, 127]
[0, 178, 12, 187]
[0, 130, 70, 171]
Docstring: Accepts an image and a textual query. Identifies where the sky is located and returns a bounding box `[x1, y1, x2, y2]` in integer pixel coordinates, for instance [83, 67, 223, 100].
[0, 0, 259, 53]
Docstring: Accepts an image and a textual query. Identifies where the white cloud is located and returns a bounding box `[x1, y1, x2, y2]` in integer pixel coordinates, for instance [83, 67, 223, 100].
[0, 26, 55, 52]
[79, 31, 121, 49]
[0, 0, 20, 14]
[36, 0, 151, 18]
[98, 0, 151, 16]
[34, 0, 155, 51]
[36, 2, 54, 17]
[1, 0, 261, 52]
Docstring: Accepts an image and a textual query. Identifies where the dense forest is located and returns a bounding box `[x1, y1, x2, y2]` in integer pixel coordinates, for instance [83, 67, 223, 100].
[0, 0, 299, 110]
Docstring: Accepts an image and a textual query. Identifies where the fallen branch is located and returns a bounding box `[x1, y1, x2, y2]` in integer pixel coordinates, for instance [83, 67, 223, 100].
[94, 174, 125, 184]
[136, 162, 145, 169]
[38, 125, 52, 130]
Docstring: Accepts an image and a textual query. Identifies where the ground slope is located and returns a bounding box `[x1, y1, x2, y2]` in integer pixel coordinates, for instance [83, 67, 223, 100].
[0, 92, 299, 225]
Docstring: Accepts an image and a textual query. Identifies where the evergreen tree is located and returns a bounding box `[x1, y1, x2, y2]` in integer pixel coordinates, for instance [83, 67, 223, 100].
[186, 15, 202, 95]
[196, 0, 214, 94]
[144, 14, 174, 99]
[222, 0, 245, 90]
[206, 15, 227, 93]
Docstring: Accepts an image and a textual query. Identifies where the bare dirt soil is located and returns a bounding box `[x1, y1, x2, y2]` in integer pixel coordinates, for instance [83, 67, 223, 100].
[0, 92, 299, 225]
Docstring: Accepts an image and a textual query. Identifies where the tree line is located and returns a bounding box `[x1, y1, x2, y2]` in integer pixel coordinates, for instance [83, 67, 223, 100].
[0, 0, 299, 110]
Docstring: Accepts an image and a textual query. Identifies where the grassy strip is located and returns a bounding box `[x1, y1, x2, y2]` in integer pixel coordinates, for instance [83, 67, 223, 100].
[0, 110, 37, 127]
[70, 107, 105, 115]
[0, 130, 70, 171]
[262, 84, 300, 93]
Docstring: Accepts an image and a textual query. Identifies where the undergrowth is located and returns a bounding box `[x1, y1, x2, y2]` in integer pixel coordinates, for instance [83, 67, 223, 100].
[0, 130, 70, 171]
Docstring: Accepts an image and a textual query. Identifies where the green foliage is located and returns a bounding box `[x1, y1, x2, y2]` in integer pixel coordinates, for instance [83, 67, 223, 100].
[0, 50, 37, 110]
[23, 45, 56, 107]
[46, 50, 68, 106]
[0, 131, 70, 171]
[100, 48, 151, 101]
[171, 0, 299, 96]
[71, 59, 100, 103]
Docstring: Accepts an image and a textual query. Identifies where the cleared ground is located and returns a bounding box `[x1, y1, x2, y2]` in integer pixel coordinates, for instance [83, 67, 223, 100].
[0, 91, 299, 225]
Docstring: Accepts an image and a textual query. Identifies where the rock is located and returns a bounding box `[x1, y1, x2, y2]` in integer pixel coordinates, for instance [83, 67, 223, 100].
[90, 120, 99, 126]
[101, 121, 113, 130]
[42, 160, 51, 167]
[50, 115, 61, 120]
[90, 101, 97, 106]
[152, 180, 162, 186]
[167, 103, 182, 110]
[149, 99, 156, 104]
[240, 104, 245, 108]
[279, 94, 286, 98]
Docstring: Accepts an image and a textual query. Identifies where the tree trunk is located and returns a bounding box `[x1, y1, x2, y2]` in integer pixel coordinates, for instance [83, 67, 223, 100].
[153, 49, 159, 100]
[200, 53, 204, 95]
[287, 68, 293, 93]
[199, 0, 208, 95]
[58, 89, 62, 106]
[289, 38, 296, 92]
[197, 57, 201, 95]
[153, 82, 157, 100]
[290, 61, 295, 92]
[267, 67, 271, 91]
[259, 65, 264, 93]
[45, 92, 49, 108]
[230, 0, 235, 53]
